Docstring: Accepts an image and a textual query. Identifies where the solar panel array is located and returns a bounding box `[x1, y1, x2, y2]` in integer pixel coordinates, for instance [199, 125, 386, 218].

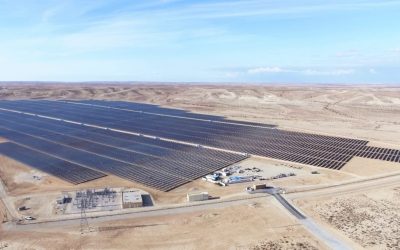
[64, 99, 276, 128]
[354, 146, 400, 162]
[0, 142, 106, 184]
[0, 108, 246, 191]
[0, 99, 398, 188]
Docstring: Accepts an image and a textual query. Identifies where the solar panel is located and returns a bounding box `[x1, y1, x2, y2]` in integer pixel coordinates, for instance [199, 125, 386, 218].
[0, 107, 247, 191]
[0, 99, 399, 188]
[0, 128, 195, 191]
[0, 142, 106, 184]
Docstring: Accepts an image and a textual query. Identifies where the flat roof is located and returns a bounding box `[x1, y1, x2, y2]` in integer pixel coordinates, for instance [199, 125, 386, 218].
[187, 191, 208, 196]
[122, 191, 142, 203]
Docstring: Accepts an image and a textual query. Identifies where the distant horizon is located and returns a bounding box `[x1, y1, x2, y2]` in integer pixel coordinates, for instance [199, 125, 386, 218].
[0, 81, 399, 87]
[1, 0, 399, 83]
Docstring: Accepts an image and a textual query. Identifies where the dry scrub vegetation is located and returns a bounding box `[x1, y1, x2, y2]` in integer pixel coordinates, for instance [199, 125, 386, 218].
[0, 201, 7, 224]
[251, 236, 319, 250]
[302, 186, 400, 249]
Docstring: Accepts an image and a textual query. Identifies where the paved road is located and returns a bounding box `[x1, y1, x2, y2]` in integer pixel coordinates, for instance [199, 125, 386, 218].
[272, 193, 306, 220]
[3, 170, 400, 249]
[287, 172, 400, 200]
[271, 190, 351, 250]
[301, 218, 352, 250]
[3, 194, 270, 231]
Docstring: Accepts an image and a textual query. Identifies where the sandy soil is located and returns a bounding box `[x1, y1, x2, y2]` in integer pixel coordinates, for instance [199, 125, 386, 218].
[0, 156, 137, 196]
[0, 154, 362, 223]
[0, 156, 174, 205]
[0, 154, 358, 212]
[0, 201, 7, 224]
[0, 199, 327, 250]
[251, 238, 319, 250]
[296, 185, 400, 249]
[342, 157, 400, 177]
[1, 84, 399, 145]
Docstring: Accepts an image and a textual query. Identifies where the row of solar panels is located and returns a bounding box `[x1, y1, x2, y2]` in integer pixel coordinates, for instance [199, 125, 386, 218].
[0, 100, 372, 169]
[0, 100, 368, 150]
[9, 100, 365, 145]
[61, 100, 367, 145]
[63, 99, 277, 128]
[0, 100, 398, 175]
[355, 146, 400, 162]
[0, 110, 247, 191]
[65, 99, 227, 120]
[56, 100, 399, 166]
[0, 142, 106, 184]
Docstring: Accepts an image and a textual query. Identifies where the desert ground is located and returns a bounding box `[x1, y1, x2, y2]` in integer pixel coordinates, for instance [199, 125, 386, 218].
[0, 198, 327, 250]
[0, 83, 400, 249]
[295, 184, 400, 249]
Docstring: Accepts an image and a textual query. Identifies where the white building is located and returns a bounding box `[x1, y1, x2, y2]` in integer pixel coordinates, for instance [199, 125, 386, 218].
[122, 190, 143, 208]
[187, 191, 209, 202]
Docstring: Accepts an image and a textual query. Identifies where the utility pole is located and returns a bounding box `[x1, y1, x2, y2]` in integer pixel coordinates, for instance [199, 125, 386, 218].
[80, 193, 90, 234]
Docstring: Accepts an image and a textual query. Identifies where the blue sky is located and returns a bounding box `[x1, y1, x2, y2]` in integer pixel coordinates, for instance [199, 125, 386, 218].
[0, 0, 399, 83]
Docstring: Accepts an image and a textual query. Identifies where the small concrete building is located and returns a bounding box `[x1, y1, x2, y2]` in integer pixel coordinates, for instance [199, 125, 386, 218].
[187, 191, 209, 202]
[122, 190, 143, 208]
[253, 184, 267, 190]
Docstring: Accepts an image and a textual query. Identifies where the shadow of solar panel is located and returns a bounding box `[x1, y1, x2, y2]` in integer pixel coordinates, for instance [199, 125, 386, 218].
[0, 142, 106, 184]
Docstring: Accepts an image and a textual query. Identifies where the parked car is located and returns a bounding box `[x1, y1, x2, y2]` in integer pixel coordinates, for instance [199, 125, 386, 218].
[24, 216, 35, 221]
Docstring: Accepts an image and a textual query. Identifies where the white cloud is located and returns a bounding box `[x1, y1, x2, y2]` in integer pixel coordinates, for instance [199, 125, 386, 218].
[369, 68, 377, 74]
[246, 66, 354, 76]
[152, 0, 400, 20]
[302, 69, 355, 76]
[247, 66, 287, 74]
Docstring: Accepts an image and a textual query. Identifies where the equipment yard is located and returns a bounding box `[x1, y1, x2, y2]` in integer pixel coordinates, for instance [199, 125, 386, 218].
[0, 84, 400, 249]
